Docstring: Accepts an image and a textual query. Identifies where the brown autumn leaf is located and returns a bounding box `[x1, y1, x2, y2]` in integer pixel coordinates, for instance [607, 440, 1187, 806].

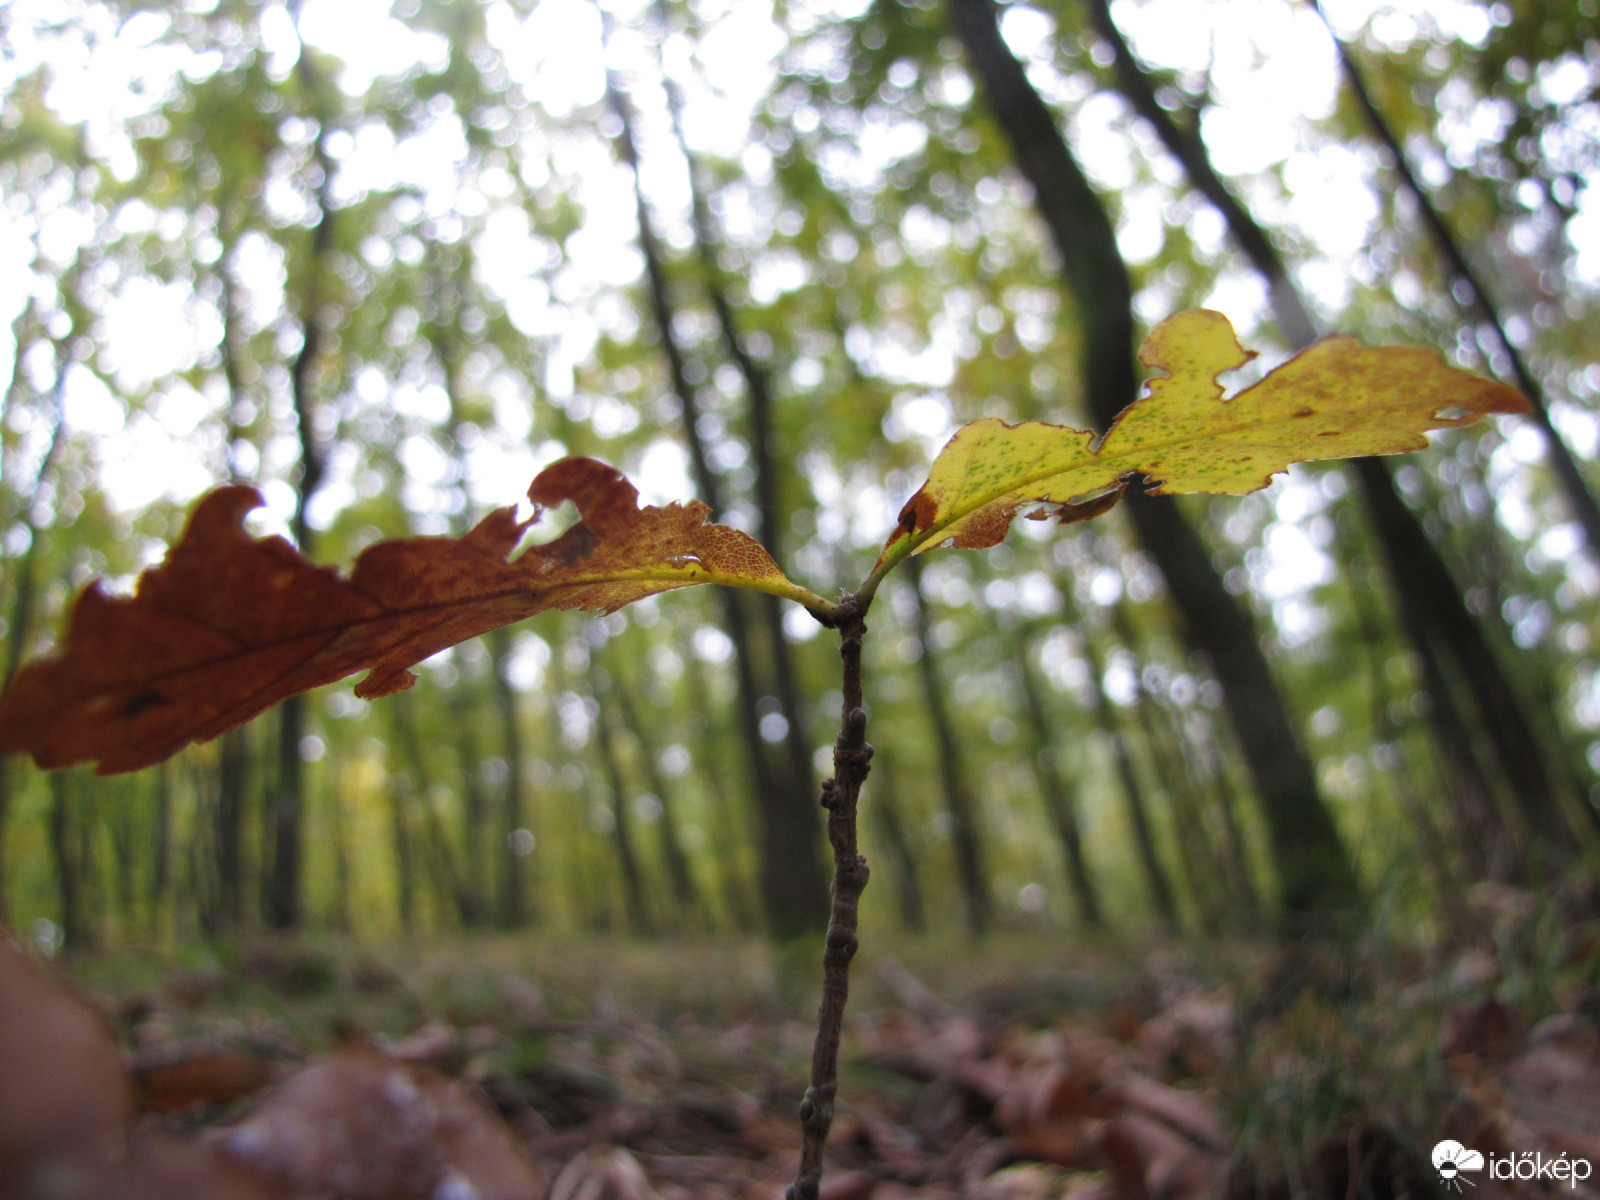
[216, 1049, 542, 1200]
[0, 457, 821, 776]
[0, 932, 134, 1200]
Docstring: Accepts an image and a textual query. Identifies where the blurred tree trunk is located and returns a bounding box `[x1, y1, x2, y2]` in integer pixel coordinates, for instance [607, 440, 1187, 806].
[1170, 706, 1262, 930]
[588, 662, 654, 935]
[604, 70, 827, 939]
[0, 339, 69, 924]
[327, 746, 353, 932]
[1112, 604, 1229, 932]
[215, 211, 254, 932]
[609, 653, 702, 927]
[216, 733, 248, 927]
[1011, 622, 1105, 928]
[150, 763, 172, 933]
[676, 625, 763, 932]
[388, 768, 415, 935]
[659, 46, 824, 915]
[1074, 608, 1179, 931]
[267, 42, 339, 931]
[907, 557, 991, 937]
[48, 772, 91, 950]
[866, 751, 927, 935]
[391, 694, 475, 926]
[954, 0, 1362, 928]
[489, 627, 534, 928]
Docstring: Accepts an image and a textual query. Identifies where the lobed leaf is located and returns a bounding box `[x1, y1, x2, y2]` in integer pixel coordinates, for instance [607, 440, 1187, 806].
[0, 457, 822, 775]
[874, 309, 1528, 575]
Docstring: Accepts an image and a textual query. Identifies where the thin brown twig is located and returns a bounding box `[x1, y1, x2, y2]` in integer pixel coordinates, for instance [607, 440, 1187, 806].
[789, 595, 873, 1200]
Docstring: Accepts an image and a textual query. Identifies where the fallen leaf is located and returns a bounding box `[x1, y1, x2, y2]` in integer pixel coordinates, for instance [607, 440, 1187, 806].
[0, 931, 133, 1200]
[130, 1041, 277, 1115]
[0, 458, 819, 775]
[875, 309, 1526, 572]
[217, 1048, 541, 1200]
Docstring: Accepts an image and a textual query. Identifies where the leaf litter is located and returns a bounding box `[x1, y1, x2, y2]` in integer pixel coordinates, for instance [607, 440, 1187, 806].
[4, 892, 1599, 1200]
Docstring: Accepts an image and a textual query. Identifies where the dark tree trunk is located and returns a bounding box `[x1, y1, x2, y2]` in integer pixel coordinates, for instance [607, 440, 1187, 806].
[267, 34, 341, 931]
[953, 0, 1361, 927]
[605, 72, 827, 939]
[866, 752, 927, 935]
[677, 627, 763, 932]
[610, 655, 702, 925]
[216, 730, 247, 927]
[449, 689, 491, 927]
[327, 748, 353, 931]
[1357, 465, 1569, 860]
[391, 694, 474, 926]
[489, 627, 534, 927]
[659, 55, 824, 908]
[1012, 623, 1105, 928]
[907, 558, 991, 937]
[1112, 605, 1229, 932]
[1076, 618, 1179, 931]
[1173, 708, 1262, 930]
[0, 351, 69, 923]
[589, 665, 654, 935]
[49, 772, 91, 950]
[388, 769, 415, 935]
[151, 762, 172, 929]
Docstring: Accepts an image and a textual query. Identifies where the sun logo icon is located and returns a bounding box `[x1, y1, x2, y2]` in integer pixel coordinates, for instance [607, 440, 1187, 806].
[1432, 1140, 1485, 1190]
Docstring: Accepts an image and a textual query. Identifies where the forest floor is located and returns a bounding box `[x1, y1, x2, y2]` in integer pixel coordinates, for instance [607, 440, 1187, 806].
[6, 885, 1600, 1200]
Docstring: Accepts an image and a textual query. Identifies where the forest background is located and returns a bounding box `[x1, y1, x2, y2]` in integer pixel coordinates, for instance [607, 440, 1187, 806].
[0, 0, 1597, 965]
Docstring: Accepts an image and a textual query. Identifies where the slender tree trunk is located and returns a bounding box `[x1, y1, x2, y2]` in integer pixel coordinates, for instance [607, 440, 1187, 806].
[953, 0, 1362, 927]
[489, 627, 534, 927]
[866, 751, 927, 934]
[1112, 604, 1229, 932]
[1076, 618, 1179, 931]
[388, 770, 415, 935]
[448, 689, 490, 927]
[1179, 709, 1263, 930]
[216, 732, 247, 927]
[267, 31, 338, 931]
[609, 654, 702, 925]
[588, 664, 654, 935]
[110, 792, 138, 938]
[151, 762, 172, 934]
[677, 626, 762, 932]
[328, 747, 353, 932]
[0, 347, 69, 922]
[49, 773, 90, 949]
[391, 694, 474, 925]
[1012, 623, 1105, 928]
[906, 558, 991, 936]
[1358, 468, 1568, 858]
[212, 216, 256, 935]
[657, 47, 824, 896]
[604, 70, 827, 938]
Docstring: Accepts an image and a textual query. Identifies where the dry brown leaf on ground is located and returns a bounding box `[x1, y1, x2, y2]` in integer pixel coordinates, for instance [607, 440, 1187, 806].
[0, 932, 133, 1200]
[547, 1145, 660, 1200]
[216, 1047, 541, 1200]
[129, 1040, 278, 1115]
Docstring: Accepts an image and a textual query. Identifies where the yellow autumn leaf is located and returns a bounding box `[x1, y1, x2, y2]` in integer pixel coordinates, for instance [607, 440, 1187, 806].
[872, 309, 1527, 578]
